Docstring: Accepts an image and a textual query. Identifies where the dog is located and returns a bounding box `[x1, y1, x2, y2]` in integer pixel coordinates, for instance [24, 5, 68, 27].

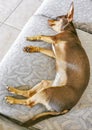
[5, 2, 90, 126]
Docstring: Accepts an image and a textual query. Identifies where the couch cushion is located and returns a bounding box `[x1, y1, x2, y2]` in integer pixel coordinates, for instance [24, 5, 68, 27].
[0, 0, 92, 128]
[0, 14, 92, 128]
[75, 23, 92, 34]
[0, 15, 56, 122]
[33, 30, 92, 130]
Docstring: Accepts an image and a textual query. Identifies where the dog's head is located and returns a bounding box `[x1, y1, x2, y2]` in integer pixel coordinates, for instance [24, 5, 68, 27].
[48, 2, 74, 32]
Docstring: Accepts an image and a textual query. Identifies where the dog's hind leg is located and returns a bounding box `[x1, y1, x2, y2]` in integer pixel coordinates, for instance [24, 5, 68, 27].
[7, 85, 30, 98]
[5, 86, 52, 108]
[28, 80, 53, 97]
[5, 85, 73, 113]
[5, 96, 29, 105]
[23, 46, 55, 58]
[5, 87, 49, 107]
[7, 80, 52, 98]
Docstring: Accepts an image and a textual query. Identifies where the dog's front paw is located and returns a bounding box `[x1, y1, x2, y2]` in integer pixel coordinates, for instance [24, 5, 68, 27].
[5, 96, 14, 104]
[23, 46, 39, 53]
[23, 46, 31, 53]
[6, 86, 15, 94]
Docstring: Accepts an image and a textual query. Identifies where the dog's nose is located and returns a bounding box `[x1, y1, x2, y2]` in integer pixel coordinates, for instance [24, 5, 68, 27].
[48, 19, 55, 26]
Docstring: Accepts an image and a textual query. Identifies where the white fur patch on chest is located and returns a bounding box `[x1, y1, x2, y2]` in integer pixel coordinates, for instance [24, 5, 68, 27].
[52, 69, 67, 86]
[52, 41, 66, 56]
[52, 42, 67, 86]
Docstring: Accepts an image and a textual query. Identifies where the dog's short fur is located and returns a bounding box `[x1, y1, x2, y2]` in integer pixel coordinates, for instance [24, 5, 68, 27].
[5, 2, 90, 126]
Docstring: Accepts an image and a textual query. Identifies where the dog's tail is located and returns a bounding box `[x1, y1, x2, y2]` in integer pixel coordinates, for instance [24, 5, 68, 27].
[22, 110, 68, 127]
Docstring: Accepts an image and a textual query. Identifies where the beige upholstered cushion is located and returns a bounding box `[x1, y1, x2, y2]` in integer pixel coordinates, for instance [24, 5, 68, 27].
[0, 0, 91, 129]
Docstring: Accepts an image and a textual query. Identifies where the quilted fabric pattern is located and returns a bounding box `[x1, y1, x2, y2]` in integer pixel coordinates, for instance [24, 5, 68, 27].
[0, 16, 56, 122]
[75, 23, 92, 34]
[35, 0, 92, 22]
[0, 0, 92, 129]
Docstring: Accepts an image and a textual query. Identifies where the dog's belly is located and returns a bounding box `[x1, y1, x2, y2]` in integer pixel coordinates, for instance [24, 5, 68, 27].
[52, 70, 67, 86]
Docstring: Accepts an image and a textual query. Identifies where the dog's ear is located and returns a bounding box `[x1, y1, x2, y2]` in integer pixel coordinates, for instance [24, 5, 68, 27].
[67, 2, 74, 22]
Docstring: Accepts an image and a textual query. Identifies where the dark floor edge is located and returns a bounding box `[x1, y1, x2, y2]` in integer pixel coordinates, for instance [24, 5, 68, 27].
[0, 113, 39, 130]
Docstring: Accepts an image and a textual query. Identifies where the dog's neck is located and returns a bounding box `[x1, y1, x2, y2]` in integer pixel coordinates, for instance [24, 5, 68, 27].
[63, 22, 77, 35]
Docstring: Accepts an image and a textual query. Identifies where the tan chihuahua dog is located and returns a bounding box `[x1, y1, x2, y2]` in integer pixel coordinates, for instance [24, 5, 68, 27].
[5, 2, 90, 125]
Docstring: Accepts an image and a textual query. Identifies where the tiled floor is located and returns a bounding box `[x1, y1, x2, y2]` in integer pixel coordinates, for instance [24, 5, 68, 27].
[0, 0, 43, 62]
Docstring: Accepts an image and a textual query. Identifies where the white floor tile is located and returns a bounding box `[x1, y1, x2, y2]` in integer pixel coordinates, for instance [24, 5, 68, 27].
[0, 0, 22, 22]
[5, 0, 42, 30]
[0, 24, 20, 62]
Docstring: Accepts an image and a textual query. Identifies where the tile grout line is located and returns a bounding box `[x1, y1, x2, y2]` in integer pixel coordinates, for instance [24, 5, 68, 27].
[3, 0, 23, 23]
[0, 0, 44, 31]
[3, 23, 21, 31]
[0, 0, 23, 29]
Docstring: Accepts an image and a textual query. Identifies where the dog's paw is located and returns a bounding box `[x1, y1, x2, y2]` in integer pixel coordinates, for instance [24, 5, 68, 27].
[6, 86, 16, 94]
[23, 46, 39, 53]
[5, 96, 14, 104]
[23, 46, 31, 52]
